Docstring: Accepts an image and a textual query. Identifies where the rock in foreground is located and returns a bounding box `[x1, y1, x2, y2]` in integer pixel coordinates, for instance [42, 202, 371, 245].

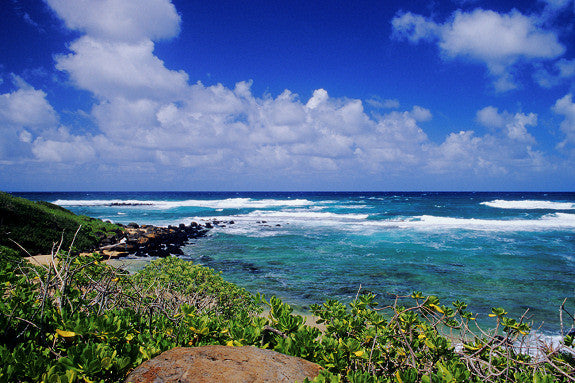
[125, 345, 322, 383]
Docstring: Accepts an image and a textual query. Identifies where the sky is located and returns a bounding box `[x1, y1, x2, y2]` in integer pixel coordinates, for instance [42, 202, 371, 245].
[1, 0, 575, 191]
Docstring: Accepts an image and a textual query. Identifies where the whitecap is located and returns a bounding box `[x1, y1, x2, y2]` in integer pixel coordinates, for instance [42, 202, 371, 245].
[246, 210, 370, 221]
[53, 198, 315, 210]
[481, 199, 575, 210]
[361, 213, 575, 231]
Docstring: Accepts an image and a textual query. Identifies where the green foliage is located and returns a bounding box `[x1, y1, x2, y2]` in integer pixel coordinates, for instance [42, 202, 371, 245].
[0, 251, 262, 382]
[266, 291, 575, 383]
[0, 229, 574, 382]
[129, 256, 261, 319]
[0, 191, 122, 256]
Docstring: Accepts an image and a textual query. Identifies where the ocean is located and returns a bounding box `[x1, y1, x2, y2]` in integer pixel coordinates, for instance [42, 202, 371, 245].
[15, 191, 575, 334]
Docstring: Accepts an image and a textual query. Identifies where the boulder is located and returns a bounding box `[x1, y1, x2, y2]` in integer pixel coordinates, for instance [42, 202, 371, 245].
[124, 345, 321, 383]
[97, 222, 211, 258]
[137, 236, 150, 245]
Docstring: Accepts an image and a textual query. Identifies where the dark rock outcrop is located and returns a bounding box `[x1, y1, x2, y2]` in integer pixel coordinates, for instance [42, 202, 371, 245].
[124, 345, 322, 383]
[99, 222, 211, 258]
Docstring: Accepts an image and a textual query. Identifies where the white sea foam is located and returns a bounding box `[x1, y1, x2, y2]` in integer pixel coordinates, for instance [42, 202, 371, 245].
[52, 198, 314, 209]
[246, 210, 370, 221]
[481, 199, 575, 210]
[185, 211, 575, 237]
[364, 213, 575, 231]
[53, 199, 153, 207]
[182, 209, 372, 237]
[452, 332, 573, 360]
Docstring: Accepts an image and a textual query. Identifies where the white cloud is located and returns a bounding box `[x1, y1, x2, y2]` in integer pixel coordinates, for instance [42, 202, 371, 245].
[366, 97, 400, 109]
[56, 37, 188, 101]
[392, 8, 565, 91]
[391, 12, 440, 43]
[0, 77, 59, 161]
[440, 10, 563, 61]
[306, 89, 329, 109]
[46, 0, 180, 43]
[32, 136, 97, 163]
[553, 93, 575, 149]
[429, 128, 545, 176]
[476, 106, 505, 127]
[476, 106, 537, 143]
[0, 76, 58, 131]
[540, 0, 575, 17]
[424, 105, 543, 176]
[9, 0, 554, 188]
[48, 0, 187, 103]
[410, 106, 433, 122]
[533, 58, 575, 88]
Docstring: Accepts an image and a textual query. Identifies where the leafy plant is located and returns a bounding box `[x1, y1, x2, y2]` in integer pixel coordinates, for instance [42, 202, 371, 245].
[1, 232, 574, 382]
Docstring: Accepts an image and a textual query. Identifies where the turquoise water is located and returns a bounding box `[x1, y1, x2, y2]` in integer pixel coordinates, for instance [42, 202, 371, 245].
[17, 192, 575, 333]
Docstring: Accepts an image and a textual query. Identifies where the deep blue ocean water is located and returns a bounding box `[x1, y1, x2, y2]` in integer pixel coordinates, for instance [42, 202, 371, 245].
[16, 191, 575, 333]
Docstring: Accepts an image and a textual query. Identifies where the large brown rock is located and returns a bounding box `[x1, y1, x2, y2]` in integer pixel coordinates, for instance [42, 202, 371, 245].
[125, 345, 322, 383]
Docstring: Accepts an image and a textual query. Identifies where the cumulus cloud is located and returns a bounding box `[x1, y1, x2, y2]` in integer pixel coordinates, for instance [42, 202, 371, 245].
[476, 106, 537, 143]
[46, 0, 180, 43]
[7, 0, 552, 187]
[0, 76, 58, 131]
[0, 76, 59, 161]
[32, 136, 97, 163]
[56, 37, 188, 101]
[392, 8, 565, 91]
[423, 106, 543, 176]
[49, 0, 188, 103]
[553, 93, 575, 149]
[429, 128, 546, 176]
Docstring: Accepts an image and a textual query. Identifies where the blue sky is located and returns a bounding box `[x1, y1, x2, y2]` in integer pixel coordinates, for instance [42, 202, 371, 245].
[1, 0, 575, 191]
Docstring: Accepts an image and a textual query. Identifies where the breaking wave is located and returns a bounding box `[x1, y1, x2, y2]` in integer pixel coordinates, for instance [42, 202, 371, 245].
[52, 198, 314, 209]
[481, 200, 575, 210]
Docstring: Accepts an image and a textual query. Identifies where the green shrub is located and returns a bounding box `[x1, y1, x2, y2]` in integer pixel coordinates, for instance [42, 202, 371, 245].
[0, 234, 573, 382]
[0, 249, 265, 382]
[128, 257, 261, 319]
[0, 192, 122, 256]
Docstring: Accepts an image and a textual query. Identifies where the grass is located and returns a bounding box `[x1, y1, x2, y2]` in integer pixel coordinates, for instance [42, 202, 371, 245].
[0, 192, 122, 256]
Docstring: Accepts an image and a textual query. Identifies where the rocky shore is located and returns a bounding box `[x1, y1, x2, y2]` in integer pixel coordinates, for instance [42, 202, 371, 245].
[96, 220, 231, 259]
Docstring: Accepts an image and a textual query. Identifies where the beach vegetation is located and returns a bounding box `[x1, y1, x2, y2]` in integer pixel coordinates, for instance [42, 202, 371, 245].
[1, 240, 574, 382]
[0, 191, 123, 256]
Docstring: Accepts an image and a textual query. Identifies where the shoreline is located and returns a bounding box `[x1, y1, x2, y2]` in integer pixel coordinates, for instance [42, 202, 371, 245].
[23, 220, 215, 267]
